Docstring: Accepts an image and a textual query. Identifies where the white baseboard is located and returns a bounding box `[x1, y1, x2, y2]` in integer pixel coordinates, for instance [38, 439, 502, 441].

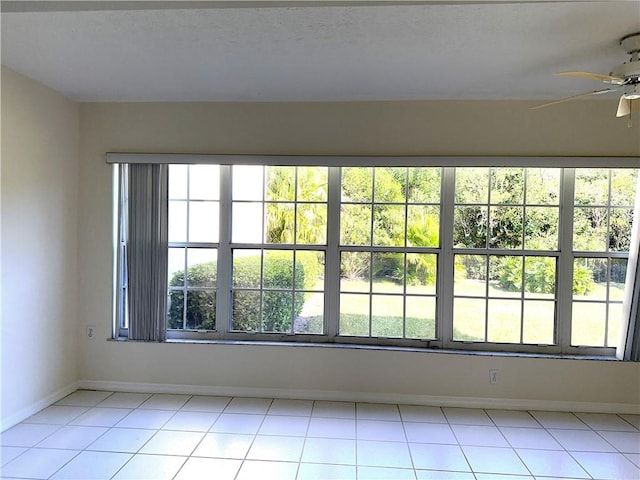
[1, 381, 79, 432]
[78, 380, 640, 414]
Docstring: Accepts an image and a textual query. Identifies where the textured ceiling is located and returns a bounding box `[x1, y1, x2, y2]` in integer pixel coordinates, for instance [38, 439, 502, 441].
[1, 1, 639, 101]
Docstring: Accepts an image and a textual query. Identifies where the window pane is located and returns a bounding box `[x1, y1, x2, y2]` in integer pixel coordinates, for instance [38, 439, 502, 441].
[453, 206, 487, 248]
[185, 291, 216, 330]
[406, 253, 437, 295]
[490, 255, 522, 298]
[297, 167, 328, 202]
[524, 207, 558, 250]
[189, 165, 219, 200]
[187, 248, 217, 287]
[295, 292, 324, 334]
[526, 168, 560, 205]
[340, 293, 370, 336]
[491, 168, 523, 204]
[575, 169, 609, 205]
[487, 299, 521, 343]
[407, 205, 439, 247]
[233, 165, 263, 201]
[405, 296, 436, 339]
[296, 204, 327, 245]
[266, 166, 295, 201]
[342, 167, 373, 202]
[265, 203, 295, 244]
[372, 252, 403, 293]
[233, 250, 261, 288]
[373, 205, 405, 246]
[573, 207, 608, 251]
[454, 255, 486, 296]
[232, 290, 260, 331]
[523, 300, 555, 344]
[489, 206, 523, 249]
[572, 302, 606, 346]
[610, 258, 627, 300]
[573, 258, 606, 301]
[607, 303, 624, 347]
[524, 256, 556, 299]
[262, 291, 293, 332]
[168, 291, 184, 329]
[453, 298, 486, 341]
[168, 165, 188, 199]
[296, 251, 325, 291]
[374, 167, 406, 203]
[263, 250, 294, 289]
[341, 251, 370, 290]
[341, 204, 372, 245]
[168, 200, 187, 242]
[611, 169, 638, 206]
[232, 203, 263, 243]
[455, 168, 489, 204]
[189, 201, 219, 243]
[168, 248, 185, 286]
[371, 295, 404, 337]
[407, 167, 440, 203]
[609, 208, 633, 251]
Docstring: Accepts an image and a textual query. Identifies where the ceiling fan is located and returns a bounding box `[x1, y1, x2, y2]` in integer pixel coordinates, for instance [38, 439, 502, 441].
[533, 32, 640, 119]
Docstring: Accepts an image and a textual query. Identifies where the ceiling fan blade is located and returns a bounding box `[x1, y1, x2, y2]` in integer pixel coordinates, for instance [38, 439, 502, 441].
[555, 71, 625, 84]
[617, 96, 631, 117]
[531, 88, 615, 110]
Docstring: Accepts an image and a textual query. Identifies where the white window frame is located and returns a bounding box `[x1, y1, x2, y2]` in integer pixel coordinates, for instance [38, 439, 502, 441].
[111, 154, 640, 356]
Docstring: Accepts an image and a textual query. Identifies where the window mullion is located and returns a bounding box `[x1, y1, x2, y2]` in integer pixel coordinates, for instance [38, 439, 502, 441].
[439, 167, 456, 346]
[216, 165, 232, 337]
[557, 167, 575, 353]
[325, 166, 342, 339]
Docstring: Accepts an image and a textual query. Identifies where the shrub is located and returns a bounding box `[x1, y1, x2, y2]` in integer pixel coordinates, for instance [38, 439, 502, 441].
[168, 261, 217, 330]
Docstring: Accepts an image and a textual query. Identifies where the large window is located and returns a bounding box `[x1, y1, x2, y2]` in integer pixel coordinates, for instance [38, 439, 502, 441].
[115, 159, 639, 356]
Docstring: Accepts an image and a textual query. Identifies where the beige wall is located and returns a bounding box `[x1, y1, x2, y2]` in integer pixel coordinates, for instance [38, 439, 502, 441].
[1, 67, 80, 429]
[78, 100, 639, 412]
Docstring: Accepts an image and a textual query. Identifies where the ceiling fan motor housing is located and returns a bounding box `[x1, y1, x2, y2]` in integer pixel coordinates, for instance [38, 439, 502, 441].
[610, 33, 640, 88]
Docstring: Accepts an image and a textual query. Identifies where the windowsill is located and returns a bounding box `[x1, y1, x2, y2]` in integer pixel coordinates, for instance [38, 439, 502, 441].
[109, 337, 620, 361]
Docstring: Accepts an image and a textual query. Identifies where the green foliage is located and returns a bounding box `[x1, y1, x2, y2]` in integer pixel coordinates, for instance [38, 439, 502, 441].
[573, 263, 595, 296]
[168, 261, 217, 330]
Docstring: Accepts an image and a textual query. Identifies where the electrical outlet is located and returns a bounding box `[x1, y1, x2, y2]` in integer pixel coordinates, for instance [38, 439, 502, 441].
[490, 369, 499, 384]
[86, 325, 96, 339]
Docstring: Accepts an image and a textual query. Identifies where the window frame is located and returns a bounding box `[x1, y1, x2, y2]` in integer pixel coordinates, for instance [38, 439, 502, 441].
[112, 155, 639, 356]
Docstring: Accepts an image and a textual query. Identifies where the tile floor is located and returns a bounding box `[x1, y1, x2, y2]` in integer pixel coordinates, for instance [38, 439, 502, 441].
[1, 390, 639, 480]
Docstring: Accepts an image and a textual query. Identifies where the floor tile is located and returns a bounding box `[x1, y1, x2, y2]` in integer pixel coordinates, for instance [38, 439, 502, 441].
[36, 425, 108, 450]
[181, 395, 232, 412]
[357, 465, 416, 479]
[56, 390, 114, 407]
[312, 400, 356, 418]
[357, 419, 406, 441]
[267, 398, 313, 416]
[210, 413, 265, 434]
[297, 462, 357, 479]
[115, 409, 175, 429]
[451, 424, 509, 447]
[548, 428, 617, 452]
[475, 475, 533, 480]
[575, 412, 639, 432]
[409, 443, 471, 472]
[357, 440, 413, 468]
[486, 410, 541, 428]
[0, 446, 27, 466]
[97, 392, 152, 408]
[442, 408, 493, 426]
[500, 426, 563, 450]
[307, 417, 356, 439]
[1, 447, 79, 478]
[111, 453, 187, 479]
[23, 405, 88, 425]
[69, 407, 132, 427]
[515, 448, 589, 478]
[0, 423, 60, 447]
[417, 471, 475, 479]
[529, 411, 589, 430]
[571, 451, 640, 480]
[139, 430, 204, 456]
[50, 450, 131, 479]
[139, 393, 191, 410]
[356, 403, 401, 421]
[86, 427, 156, 453]
[462, 446, 529, 475]
[235, 460, 298, 480]
[246, 434, 305, 461]
[160, 411, 219, 432]
[403, 422, 457, 444]
[173, 457, 241, 480]
[625, 452, 640, 467]
[301, 437, 356, 465]
[599, 430, 640, 454]
[399, 405, 446, 423]
[191, 432, 254, 459]
[224, 397, 273, 414]
[258, 414, 309, 436]
[620, 414, 640, 430]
